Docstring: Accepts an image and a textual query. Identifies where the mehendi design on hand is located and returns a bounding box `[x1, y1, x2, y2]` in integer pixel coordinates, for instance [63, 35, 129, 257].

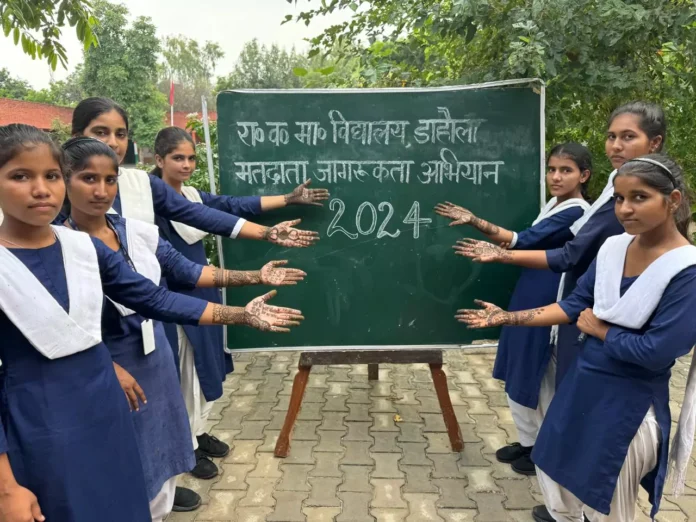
[453, 238, 512, 263]
[265, 219, 320, 248]
[285, 180, 330, 206]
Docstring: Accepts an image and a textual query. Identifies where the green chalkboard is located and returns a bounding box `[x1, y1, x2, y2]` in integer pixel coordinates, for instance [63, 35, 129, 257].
[218, 80, 544, 351]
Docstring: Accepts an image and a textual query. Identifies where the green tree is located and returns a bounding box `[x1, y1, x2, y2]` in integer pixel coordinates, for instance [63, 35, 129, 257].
[290, 0, 696, 192]
[216, 39, 307, 92]
[0, 0, 98, 69]
[49, 117, 72, 142]
[159, 36, 224, 112]
[81, 0, 165, 148]
[24, 66, 85, 106]
[0, 67, 31, 98]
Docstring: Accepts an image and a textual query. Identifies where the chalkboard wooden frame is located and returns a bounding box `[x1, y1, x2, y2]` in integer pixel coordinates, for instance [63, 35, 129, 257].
[217, 78, 546, 353]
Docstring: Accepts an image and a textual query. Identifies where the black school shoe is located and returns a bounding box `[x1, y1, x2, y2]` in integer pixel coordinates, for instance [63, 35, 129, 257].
[495, 442, 532, 463]
[511, 452, 536, 476]
[172, 487, 201, 512]
[197, 433, 230, 458]
[190, 448, 219, 479]
[532, 505, 591, 522]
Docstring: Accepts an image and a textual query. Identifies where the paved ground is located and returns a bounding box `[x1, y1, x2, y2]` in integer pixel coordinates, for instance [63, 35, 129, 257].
[168, 347, 696, 522]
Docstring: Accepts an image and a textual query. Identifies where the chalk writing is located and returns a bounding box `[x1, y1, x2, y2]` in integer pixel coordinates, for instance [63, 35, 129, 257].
[237, 121, 265, 146]
[327, 199, 431, 240]
[414, 107, 485, 145]
[419, 148, 503, 185]
[294, 121, 328, 146]
[267, 122, 290, 146]
[315, 160, 414, 184]
[329, 110, 409, 146]
[234, 161, 309, 185]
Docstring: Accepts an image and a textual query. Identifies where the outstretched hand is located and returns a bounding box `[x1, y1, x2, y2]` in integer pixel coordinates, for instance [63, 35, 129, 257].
[453, 238, 510, 263]
[434, 201, 475, 226]
[455, 300, 509, 329]
[259, 260, 307, 286]
[265, 219, 320, 248]
[286, 180, 331, 206]
[244, 290, 305, 333]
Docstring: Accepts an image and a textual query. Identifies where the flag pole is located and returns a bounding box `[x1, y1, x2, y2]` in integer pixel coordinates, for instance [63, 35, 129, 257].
[169, 77, 175, 126]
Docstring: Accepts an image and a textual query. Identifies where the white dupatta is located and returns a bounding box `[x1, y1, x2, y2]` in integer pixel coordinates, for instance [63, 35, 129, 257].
[550, 171, 618, 344]
[593, 233, 696, 496]
[170, 186, 209, 245]
[0, 226, 103, 359]
[114, 168, 155, 224]
[107, 218, 162, 316]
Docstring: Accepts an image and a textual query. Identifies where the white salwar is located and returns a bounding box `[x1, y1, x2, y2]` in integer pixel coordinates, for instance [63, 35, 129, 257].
[507, 350, 557, 447]
[149, 475, 177, 522]
[177, 326, 214, 449]
[537, 407, 660, 522]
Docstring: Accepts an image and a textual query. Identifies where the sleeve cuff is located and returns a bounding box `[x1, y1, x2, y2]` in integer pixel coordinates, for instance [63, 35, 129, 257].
[546, 248, 564, 273]
[557, 299, 580, 322]
[509, 232, 519, 249]
[230, 218, 247, 239]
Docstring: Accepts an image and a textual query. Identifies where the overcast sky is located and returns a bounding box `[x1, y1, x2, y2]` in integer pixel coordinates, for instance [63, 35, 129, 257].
[0, 0, 346, 89]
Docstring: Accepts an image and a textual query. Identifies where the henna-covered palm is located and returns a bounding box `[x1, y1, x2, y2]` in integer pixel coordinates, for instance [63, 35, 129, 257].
[453, 238, 510, 263]
[259, 260, 307, 286]
[434, 201, 475, 226]
[244, 290, 305, 333]
[285, 180, 331, 206]
[455, 300, 509, 329]
[266, 219, 320, 248]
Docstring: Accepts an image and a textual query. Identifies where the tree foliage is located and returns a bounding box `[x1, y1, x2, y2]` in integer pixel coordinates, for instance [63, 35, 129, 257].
[215, 39, 307, 92]
[159, 35, 224, 112]
[81, 0, 165, 148]
[0, 0, 97, 69]
[0, 66, 84, 106]
[289, 0, 696, 192]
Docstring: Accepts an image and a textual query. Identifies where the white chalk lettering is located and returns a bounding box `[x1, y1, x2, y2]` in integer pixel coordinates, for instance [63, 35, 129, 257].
[326, 199, 430, 241]
[234, 161, 309, 185]
[418, 148, 503, 185]
[328, 110, 410, 146]
[266, 122, 290, 146]
[413, 107, 485, 145]
[294, 121, 328, 146]
[236, 121, 265, 147]
[314, 160, 414, 184]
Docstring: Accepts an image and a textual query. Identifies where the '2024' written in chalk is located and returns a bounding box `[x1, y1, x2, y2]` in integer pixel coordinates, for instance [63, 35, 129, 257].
[328, 199, 432, 240]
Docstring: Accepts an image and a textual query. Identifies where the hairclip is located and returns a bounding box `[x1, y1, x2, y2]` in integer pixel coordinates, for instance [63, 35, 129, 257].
[625, 157, 677, 187]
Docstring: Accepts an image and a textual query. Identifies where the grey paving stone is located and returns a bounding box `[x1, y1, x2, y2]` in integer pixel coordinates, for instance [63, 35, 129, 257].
[337, 492, 375, 522]
[341, 441, 375, 466]
[239, 478, 276, 507]
[458, 442, 491, 467]
[304, 387, 329, 403]
[249, 453, 282, 479]
[430, 453, 463, 478]
[306, 476, 342, 507]
[211, 463, 254, 490]
[404, 493, 445, 522]
[498, 479, 537, 509]
[244, 402, 275, 421]
[297, 402, 324, 421]
[340, 465, 372, 492]
[284, 440, 317, 465]
[277, 463, 313, 491]
[349, 389, 372, 404]
[224, 440, 262, 464]
[400, 465, 438, 494]
[371, 398, 398, 413]
[397, 422, 426, 443]
[328, 368, 352, 382]
[372, 453, 404, 479]
[345, 421, 375, 442]
[258, 430, 280, 453]
[372, 413, 400, 432]
[315, 429, 346, 453]
[293, 420, 321, 441]
[371, 382, 394, 397]
[346, 403, 372, 422]
[319, 412, 348, 431]
[371, 479, 407, 509]
[422, 413, 448, 433]
[267, 491, 309, 521]
[371, 431, 401, 453]
[468, 492, 513, 522]
[237, 420, 269, 440]
[394, 404, 423, 423]
[311, 452, 343, 478]
[399, 442, 433, 467]
[433, 479, 476, 509]
[324, 394, 350, 413]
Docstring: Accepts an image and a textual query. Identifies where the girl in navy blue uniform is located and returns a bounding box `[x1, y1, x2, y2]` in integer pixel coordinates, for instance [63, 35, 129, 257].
[453, 101, 667, 520]
[435, 143, 592, 475]
[457, 154, 696, 522]
[60, 136, 306, 521]
[151, 127, 328, 480]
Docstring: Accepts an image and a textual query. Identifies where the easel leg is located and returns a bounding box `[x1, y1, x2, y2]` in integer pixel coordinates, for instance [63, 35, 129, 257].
[429, 363, 463, 452]
[368, 363, 379, 381]
[274, 364, 312, 458]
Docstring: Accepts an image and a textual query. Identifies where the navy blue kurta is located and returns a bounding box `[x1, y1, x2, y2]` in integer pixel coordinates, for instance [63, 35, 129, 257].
[545, 199, 624, 386]
[100, 216, 208, 499]
[156, 190, 262, 402]
[493, 206, 584, 408]
[0, 241, 162, 521]
[533, 260, 696, 516]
